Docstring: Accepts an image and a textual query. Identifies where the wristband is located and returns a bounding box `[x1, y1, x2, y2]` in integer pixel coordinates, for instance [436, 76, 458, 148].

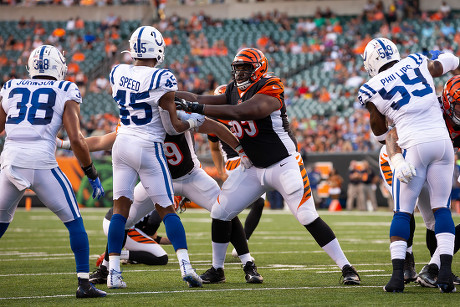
[235, 145, 244, 154]
[186, 118, 197, 129]
[191, 103, 205, 115]
[390, 153, 404, 168]
[374, 130, 389, 142]
[82, 162, 98, 180]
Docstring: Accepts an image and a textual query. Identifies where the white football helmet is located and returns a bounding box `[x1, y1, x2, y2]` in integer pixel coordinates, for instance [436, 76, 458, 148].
[124, 26, 165, 65]
[362, 38, 400, 77]
[28, 45, 67, 81]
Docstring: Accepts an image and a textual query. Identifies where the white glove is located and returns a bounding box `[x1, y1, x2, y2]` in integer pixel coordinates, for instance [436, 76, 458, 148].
[391, 153, 416, 184]
[235, 145, 253, 170]
[56, 137, 71, 150]
[185, 113, 205, 130]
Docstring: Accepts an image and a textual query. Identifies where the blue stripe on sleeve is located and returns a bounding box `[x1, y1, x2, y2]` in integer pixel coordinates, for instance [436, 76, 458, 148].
[155, 70, 168, 89]
[110, 64, 120, 85]
[363, 83, 376, 94]
[63, 81, 71, 91]
[149, 69, 161, 90]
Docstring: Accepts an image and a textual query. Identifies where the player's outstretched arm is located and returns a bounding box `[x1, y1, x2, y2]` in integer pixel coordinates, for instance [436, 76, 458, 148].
[208, 138, 227, 181]
[85, 132, 116, 152]
[159, 92, 204, 133]
[175, 91, 227, 105]
[63, 99, 104, 199]
[428, 53, 460, 78]
[63, 100, 92, 167]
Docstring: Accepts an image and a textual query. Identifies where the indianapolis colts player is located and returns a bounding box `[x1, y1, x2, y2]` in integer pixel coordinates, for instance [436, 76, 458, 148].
[107, 26, 205, 289]
[358, 38, 460, 293]
[0, 45, 106, 298]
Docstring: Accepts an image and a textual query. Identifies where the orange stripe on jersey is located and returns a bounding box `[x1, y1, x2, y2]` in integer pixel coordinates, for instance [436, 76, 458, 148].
[380, 154, 393, 187]
[127, 229, 157, 244]
[217, 119, 231, 125]
[257, 77, 284, 108]
[296, 155, 312, 209]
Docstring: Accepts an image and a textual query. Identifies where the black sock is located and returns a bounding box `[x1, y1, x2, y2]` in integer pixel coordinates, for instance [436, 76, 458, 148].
[455, 224, 460, 254]
[154, 235, 162, 244]
[304, 217, 336, 247]
[230, 217, 249, 256]
[78, 277, 90, 287]
[212, 218, 232, 243]
[426, 229, 437, 257]
[244, 198, 264, 240]
[392, 258, 404, 275]
[407, 214, 415, 249]
[129, 251, 168, 265]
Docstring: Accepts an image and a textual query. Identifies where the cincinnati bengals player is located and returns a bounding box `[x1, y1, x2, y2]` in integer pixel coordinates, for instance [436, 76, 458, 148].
[208, 84, 265, 258]
[175, 48, 360, 285]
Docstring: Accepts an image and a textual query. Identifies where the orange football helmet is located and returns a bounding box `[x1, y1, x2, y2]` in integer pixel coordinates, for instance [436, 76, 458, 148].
[231, 48, 267, 90]
[214, 84, 227, 95]
[442, 75, 460, 126]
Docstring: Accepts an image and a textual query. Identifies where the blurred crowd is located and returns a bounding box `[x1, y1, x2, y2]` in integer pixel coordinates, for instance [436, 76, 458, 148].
[1, 2, 460, 157]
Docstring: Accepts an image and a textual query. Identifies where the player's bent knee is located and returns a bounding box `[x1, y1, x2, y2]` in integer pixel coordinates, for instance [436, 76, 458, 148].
[280, 169, 303, 195]
[296, 205, 319, 225]
[211, 203, 234, 221]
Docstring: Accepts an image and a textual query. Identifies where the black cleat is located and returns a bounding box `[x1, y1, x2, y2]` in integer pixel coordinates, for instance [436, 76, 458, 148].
[200, 267, 226, 284]
[452, 273, 460, 285]
[384, 268, 404, 293]
[437, 257, 456, 293]
[76, 280, 107, 298]
[243, 261, 263, 284]
[89, 265, 109, 284]
[416, 264, 438, 288]
[403, 252, 417, 283]
[341, 264, 361, 285]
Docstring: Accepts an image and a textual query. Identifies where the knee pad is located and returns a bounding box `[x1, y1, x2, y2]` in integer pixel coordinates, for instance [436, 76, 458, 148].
[211, 201, 234, 221]
[280, 169, 303, 195]
[434, 208, 455, 234]
[296, 198, 319, 225]
[389, 212, 411, 240]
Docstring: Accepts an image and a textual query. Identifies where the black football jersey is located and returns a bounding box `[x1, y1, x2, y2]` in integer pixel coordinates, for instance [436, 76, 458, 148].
[164, 131, 199, 179]
[225, 76, 297, 168]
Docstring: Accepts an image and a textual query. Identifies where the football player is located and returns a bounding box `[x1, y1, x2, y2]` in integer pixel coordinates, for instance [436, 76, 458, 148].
[59, 115, 258, 284]
[106, 26, 205, 289]
[0, 45, 106, 298]
[208, 84, 265, 258]
[175, 48, 360, 285]
[358, 38, 460, 292]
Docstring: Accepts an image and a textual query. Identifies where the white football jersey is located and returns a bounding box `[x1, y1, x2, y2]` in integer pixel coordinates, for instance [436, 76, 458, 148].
[1, 79, 82, 169]
[110, 64, 178, 142]
[358, 53, 449, 149]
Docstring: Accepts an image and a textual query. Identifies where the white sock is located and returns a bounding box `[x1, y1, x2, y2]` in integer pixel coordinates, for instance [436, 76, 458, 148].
[102, 259, 109, 267]
[176, 248, 192, 276]
[212, 242, 229, 269]
[429, 247, 441, 268]
[406, 246, 413, 254]
[120, 250, 129, 260]
[109, 255, 121, 272]
[77, 272, 89, 279]
[321, 238, 350, 269]
[239, 253, 253, 265]
[436, 233, 455, 256]
[390, 241, 407, 260]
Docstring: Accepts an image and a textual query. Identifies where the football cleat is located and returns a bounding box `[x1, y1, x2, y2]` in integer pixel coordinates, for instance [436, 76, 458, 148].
[76, 282, 107, 298]
[384, 269, 404, 293]
[437, 260, 456, 293]
[243, 261, 263, 284]
[403, 252, 417, 283]
[416, 264, 438, 288]
[341, 264, 361, 285]
[107, 269, 127, 289]
[89, 265, 109, 284]
[95, 252, 105, 267]
[182, 270, 203, 288]
[200, 267, 226, 284]
[452, 273, 460, 285]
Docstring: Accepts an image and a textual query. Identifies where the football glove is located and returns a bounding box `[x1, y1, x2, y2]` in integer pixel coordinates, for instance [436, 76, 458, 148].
[175, 98, 205, 114]
[430, 50, 443, 60]
[82, 163, 105, 199]
[235, 145, 253, 170]
[176, 110, 205, 129]
[56, 137, 71, 150]
[391, 153, 416, 184]
[88, 177, 105, 200]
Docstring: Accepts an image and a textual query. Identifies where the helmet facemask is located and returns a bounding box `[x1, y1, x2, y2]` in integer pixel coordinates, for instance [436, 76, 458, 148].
[232, 63, 256, 90]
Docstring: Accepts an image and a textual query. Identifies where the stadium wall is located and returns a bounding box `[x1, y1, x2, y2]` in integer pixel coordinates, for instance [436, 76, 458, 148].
[1, 0, 458, 21]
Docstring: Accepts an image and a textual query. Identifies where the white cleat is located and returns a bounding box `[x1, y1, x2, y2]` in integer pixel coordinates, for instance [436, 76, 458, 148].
[182, 269, 203, 288]
[107, 269, 127, 289]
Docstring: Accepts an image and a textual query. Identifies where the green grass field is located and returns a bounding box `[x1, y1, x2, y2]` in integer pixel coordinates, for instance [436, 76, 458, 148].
[1, 208, 459, 306]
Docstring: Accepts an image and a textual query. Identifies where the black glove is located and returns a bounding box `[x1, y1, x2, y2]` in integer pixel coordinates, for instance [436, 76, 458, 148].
[174, 98, 205, 114]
